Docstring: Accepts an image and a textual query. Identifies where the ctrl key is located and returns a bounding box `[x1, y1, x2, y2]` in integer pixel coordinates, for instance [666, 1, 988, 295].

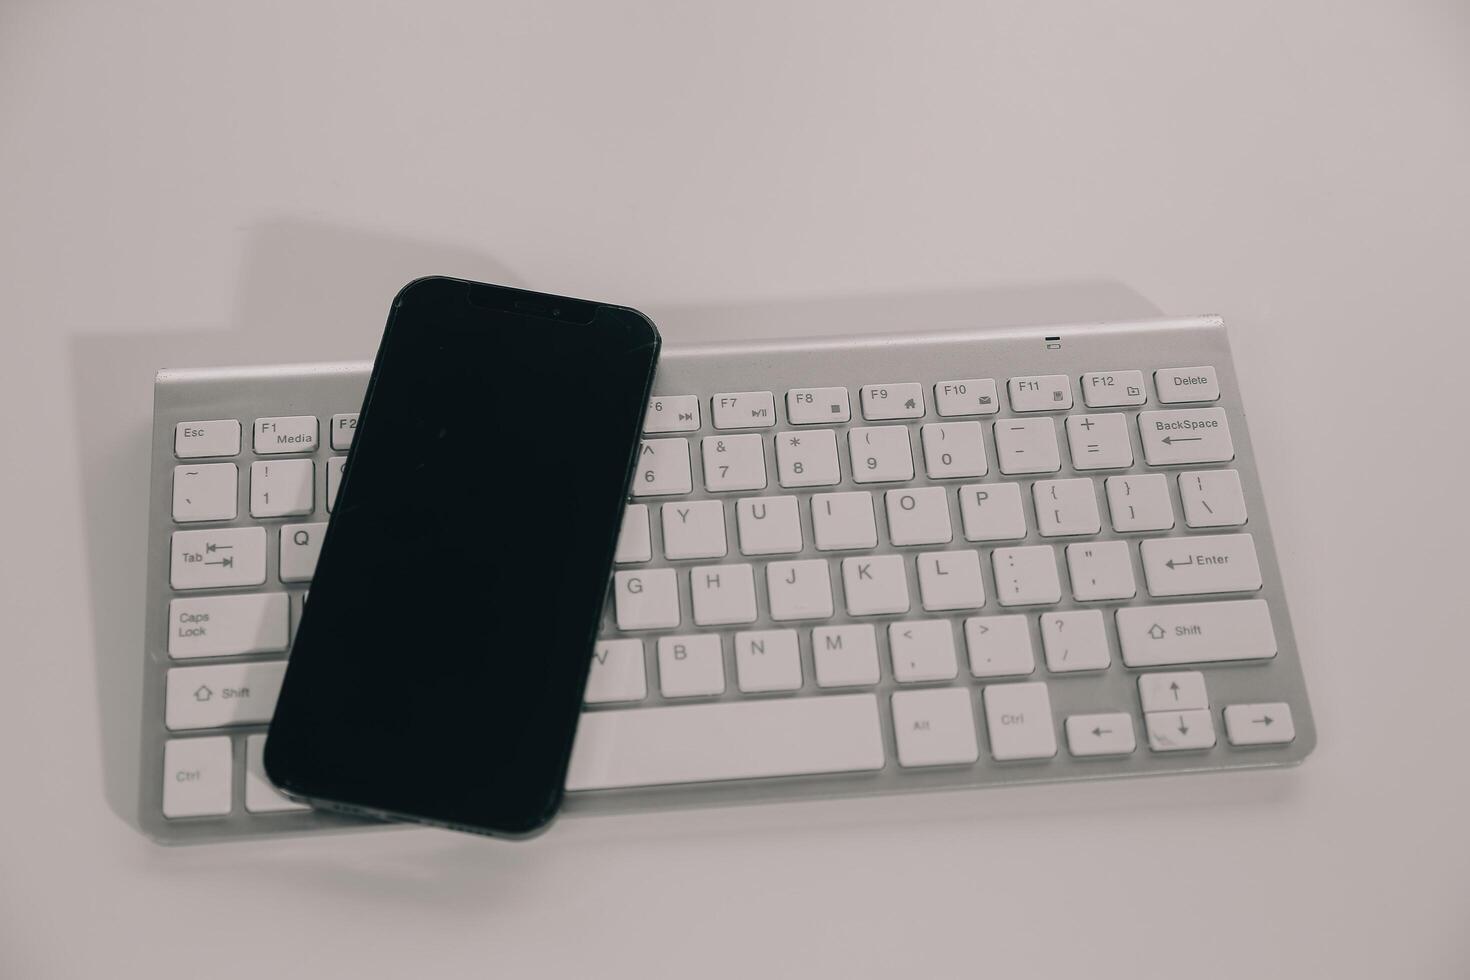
[982, 682, 1058, 761]
[162, 737, 232, 818]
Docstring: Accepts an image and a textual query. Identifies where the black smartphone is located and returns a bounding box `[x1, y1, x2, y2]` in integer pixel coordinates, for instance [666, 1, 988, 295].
[264, 277, 659, 838]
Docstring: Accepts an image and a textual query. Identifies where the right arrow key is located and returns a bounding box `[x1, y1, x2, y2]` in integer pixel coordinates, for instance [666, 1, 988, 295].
[1223, 702, 1297, 746]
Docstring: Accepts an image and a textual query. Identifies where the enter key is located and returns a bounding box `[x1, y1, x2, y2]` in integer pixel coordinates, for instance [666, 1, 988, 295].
[1140, 533, 1262, 597]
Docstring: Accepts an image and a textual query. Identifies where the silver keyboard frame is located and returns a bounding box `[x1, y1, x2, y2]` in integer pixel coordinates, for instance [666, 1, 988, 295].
[139, 315, 1315, 844]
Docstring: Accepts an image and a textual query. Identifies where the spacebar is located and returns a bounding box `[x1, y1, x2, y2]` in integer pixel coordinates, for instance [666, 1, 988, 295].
[565, 694, 886, 791]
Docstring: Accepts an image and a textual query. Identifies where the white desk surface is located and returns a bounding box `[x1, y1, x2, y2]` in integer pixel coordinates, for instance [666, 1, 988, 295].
[3, 2, 1467, 977]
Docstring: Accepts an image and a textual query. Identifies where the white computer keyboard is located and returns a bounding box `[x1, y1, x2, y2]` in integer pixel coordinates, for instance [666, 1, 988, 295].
[138, 315, 1314, 843]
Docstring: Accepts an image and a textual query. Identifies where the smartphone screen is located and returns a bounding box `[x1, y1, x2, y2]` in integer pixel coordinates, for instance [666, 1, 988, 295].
[264, 277, 659, 837]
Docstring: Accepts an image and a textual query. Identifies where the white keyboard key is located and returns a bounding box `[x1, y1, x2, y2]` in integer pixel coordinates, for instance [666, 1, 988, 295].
[958, 482, 1027, 541]
[1065, 713, 1137, 757]
[244, 735, 309, 813]
[1156, 365, 1220, 403]
[613, 568, 680, 630]
[1040, 609, 1111, 672]
[329, 413, 358, 450]
[965, 615, 1036, 677]
[1105, 474, 1175, 532]
[812, 625, 881, 687]
[325, 456, 346, 512]
[888, 620, 959, 683]
[735, 496, 803, 555]
[631, 439, 693, 497]
[1117, 599, 1277, 667]
[1065, 541, 1137, 601]
[892, 688, 979, 767]
[172, 463, 238, 522]
[1007, 375, 1072, 412]
[1138, 671, 1209, 713]
[1138, 408, 1235, 465]
[920, 422, 988, 479]
[917, 550, 986, 611]
[983, 682, 1058, 761]
[775, 429, 841, 487]
[1080, 370, 1147, 408]
[585, 639, 648, 704]
[712, 391, 777, 429]
[644, 395, 701, 433]
[703, 434, 767, 492]
[162, 737, 232, 818]
[1179, 469, 1248, 528]
[169, 527, 267, 590]
[249, 459, 314, 518]
[690, 562, 758, 626]
[734, 629, 803, 693]
[613, 504, 652, 563]
[175, 419, 241, 459]
[1224, 702, 1296, 746]
[995, 418, 1060, 475]
[1066, 413, 1133, 470]
[661, 500, 727, 560]
[766, 559, 834, 621]
[165, 660, 286, 730]
[279, 522, 326, 583]
[848, 426, 915, 483]
[992, 545, 1062, 606]
[253, 415, 318, 454]
[812, 491, 878, 550]
[1033, 478, 1102, 537]
[168, 593, 289, 659]
[934, 378, 999, 417]
[565, 694, 884, 790]
[1141, 533, 1263, 597]
[841, 555, 910, 616]
[1144, 709, 1216, 751]
[860, 382, 924, 420]
[786, 387, 851, 425]
[884, 487, 953, 545]
[657, 635, 726, 698]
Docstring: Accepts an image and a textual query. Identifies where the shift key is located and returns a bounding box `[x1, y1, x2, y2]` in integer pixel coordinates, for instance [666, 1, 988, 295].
[1141, 533, 1262, 597]
[166, 661, 286, 730]
[1117, 599, 1277, 667]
